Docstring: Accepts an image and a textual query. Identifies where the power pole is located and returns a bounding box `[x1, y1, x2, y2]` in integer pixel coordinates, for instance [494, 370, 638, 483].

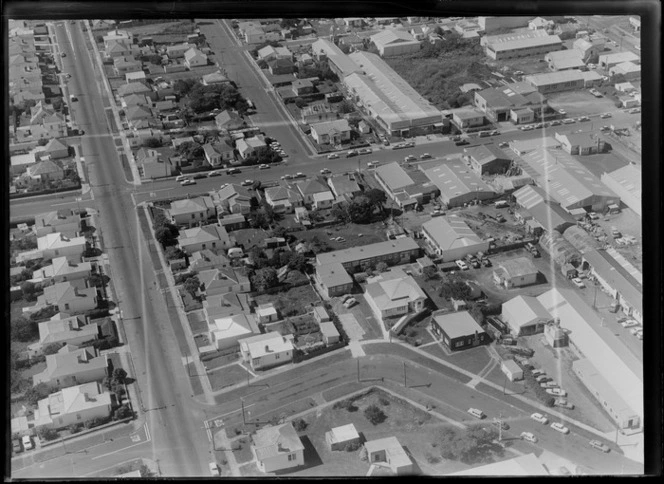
[241, 398, 246, 424]
[403, 361, 407, 388]
[357, 359, 360, 382]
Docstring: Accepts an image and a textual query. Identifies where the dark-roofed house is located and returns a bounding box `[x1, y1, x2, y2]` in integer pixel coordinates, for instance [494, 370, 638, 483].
[263, 186, 304, 213]
[33, 209, 81, 237]
[212, 183, 255, 215]
[554, 132, 604, 156]
[464, 144, 512, 175]
[43, 138, 69, 159]
[327, 175, 362, 199]
[26, 159, 64, 182]
[430, 311, 488, 351]
[292, 79, 314, 96]
[315, 262, 353, 298]
[268, 58, 295, 75]
[202, 70, 230, 86]
[251, 422, 305, 473]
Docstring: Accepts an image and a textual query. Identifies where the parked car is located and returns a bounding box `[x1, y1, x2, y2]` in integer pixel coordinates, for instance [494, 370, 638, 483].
[579, 116, 590, 121]
[22, 435, 33, 451]
[546, 388, 567, 397]
[531, 369, 544, 377]
[294, 172, 305, 178]
[467, 408, 485, 419]
[420, 153, 432, 159]
[482, 258, 492, 267]
[531, 413, 549, 424]
[572, 277, 586, 289]
[600, 113, 612, 119]
[562, 118, 575, 124]
[455, 139, 469, 146]
[554, 398, 575, 409]
[258, 164, 270, 170]
[207, 170, 223, 177]
[541, 381, 559, 388]
[320, 168, 331, 175]
[558, 109, 566, 115]
[455, 259, 469, 271]
[620, 319, 639, 328]
[343, 297, 358, 309]
[61, 52, 66, 57]
[404, 155, 417, 162]
[359, 148, 372, 154]
[629, 326, 643, 336]
[281, 174, 293, 180]
[226, 168, 240, 174]
[535, 375, 550, 383]
[628, 107, 640, 114]
[490, 130, 499, 136]
[345, 150, 358, 158]
[498, 142, 509, 148]
[209, 462, 221, 476]
[12, 439, 22, 454]
[452, 135, 461, 141]
[367, 161, 380, 168]
[550, 422, 570, 435]
[589, 440, 611, 453]
[192, 173, 207, 179]
[327, 153, 339, 159]
[601, 125, 611, 131]
[588, 212, 600, 220]
[521, 432, 538, 443]
[550, 120, 561, 126]
[180, 178, 195, 186]
[241, 179, 254, 186]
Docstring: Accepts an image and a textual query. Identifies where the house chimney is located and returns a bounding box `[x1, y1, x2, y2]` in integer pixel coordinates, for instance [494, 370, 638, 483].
[265, 345, 270, 352]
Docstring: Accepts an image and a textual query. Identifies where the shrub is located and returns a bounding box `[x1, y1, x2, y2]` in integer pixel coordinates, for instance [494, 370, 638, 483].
[68, 423, 83, 434]
[37, 427, 59, 441]
[545, 397, 555, 407]
[333, 398, 358, 412]
[292, 418, 308, 432]
[364, 404, 387, 425]
[378, 397, 390, 406]
[114, 404, 132, 420]
[345, 441, 361, 452]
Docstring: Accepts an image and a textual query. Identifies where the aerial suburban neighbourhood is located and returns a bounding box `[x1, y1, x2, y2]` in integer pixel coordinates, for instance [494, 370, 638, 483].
[8, 10, 650, 479]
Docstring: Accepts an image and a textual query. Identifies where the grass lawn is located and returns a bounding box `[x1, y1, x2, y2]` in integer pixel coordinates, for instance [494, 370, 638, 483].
[239, 462, 263, 477]
[289, 387, 449, 476]
[254, 284, 320, 317]
[187, 310, 208, 335]
[230, 436, 254, 464]
[208, 363, 251, 391]
[233, 228, 267, 251]
[203, 351, 240, 370]
[292, 222, 386, 252]
[411, 274, 453, 311]
[420, 343, 492, 375]
[225, 397, 317, 438]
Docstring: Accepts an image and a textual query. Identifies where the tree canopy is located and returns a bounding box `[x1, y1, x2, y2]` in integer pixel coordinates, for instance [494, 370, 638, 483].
[251, 267, 279, 292]
[436, 426, 502, 464]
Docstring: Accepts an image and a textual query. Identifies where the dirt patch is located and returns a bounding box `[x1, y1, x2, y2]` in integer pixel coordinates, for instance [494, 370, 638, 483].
[292, 222, 387, 252]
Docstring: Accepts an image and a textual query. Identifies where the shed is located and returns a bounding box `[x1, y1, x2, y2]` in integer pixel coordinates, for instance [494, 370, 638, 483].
[319, 321, 340, 345]
[325, 423, 361, 451]
[501, 359, 523, 381]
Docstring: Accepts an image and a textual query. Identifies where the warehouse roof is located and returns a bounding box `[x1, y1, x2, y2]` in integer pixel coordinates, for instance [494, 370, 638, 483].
[465, 144, 511, 165]
[497, 257, 539, 279]
[311, 38, 362, 77]
[513, 184, 552, 209]
[316, 262, 353, 288]
[599, 51, 640, 65]
[422, 215, 483, 251]
[525, 69, 584, 87]
[488, 35, 561, 53]
[370, 29, 419, 47]
[433, 311, 484, 339]
[545, 49, 585, 70]
[345, 51, 441, 127]
[502, 295, 552, 330]
[316, 237, 419, 266]
[422, 161, 494, 199]
[475, 87, 530, 109]
[510, 136, 562, 156]
[375, 162, 415, 192]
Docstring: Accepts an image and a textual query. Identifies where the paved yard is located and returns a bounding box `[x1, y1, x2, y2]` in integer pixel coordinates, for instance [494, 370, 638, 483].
[331, 295, 384, 341]
[546, 91, 618, 116]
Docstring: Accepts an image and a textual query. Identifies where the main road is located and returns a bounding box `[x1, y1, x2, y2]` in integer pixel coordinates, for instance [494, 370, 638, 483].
[11, 20, 214, 478]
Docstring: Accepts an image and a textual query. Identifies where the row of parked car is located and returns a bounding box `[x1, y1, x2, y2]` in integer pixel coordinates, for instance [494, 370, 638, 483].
[12, 435, 33, 454]
[455, 252, 492, 271]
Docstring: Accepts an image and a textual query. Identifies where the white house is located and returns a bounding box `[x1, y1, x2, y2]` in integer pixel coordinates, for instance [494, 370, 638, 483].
[255, 303, 279, 324]
[33, 346, 108, 388]
[37, 232, 86, 262]
[364, 436, 414, 475]
[184, 47, 207, 68]
[263, 186, 304, 213]
[32, 382, 112, 429]
[239, 331, 294, 371]
[501, 359, 524, 382]
[325, 423, 361, 451]
[492, 257, 540, 288]
[31, 256, 92, 285]
[167, 196, 216, 227]
[208, 311, 259, 350]
[30, 314, 100, 355]
[36, 281, 98, 314]
[364, 269, 427, 323]
[236, 136, 267, 159]
[252, 422, 305, 473]
[33, 210, 81, 237]
[310, 119, 351, 145]
[177, 224, 235, 254]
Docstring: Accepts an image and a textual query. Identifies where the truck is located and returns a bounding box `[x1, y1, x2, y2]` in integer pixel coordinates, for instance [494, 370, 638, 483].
[525, 242, 540, 258]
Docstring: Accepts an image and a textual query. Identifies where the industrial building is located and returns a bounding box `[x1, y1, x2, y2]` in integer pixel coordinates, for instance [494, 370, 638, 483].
[501, 295, 552, 336]
[422, 160, 495, 208]
[311, 38, 362, 78]
[554, 132, 604, 156]
[474, 86, 547, 123]
[421, 215, 489, 261]
[463, 144, 512, 175]
[477, 16, 531, 34]
[525, 69, 586, 93]
[369, 29, 421, 57]
[484, 33, 562, 60]
[598, 51, 640, 70]
[600, 164, 641, 217]
[316, 237, 421, 273]
[344, 51, 443, 136]
[609, 61, 641, 81]
[537, 288, 642, 430]
[374, 162, 438, 209]
[545, 50, 586, 71]
[493, 257, 540, 288]
[518, 148, 621, 212]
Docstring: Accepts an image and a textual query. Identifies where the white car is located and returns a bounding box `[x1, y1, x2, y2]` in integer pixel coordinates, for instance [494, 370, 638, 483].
[589, 440, 611, 453]
[209, 462, 220, 476]
[498, 142, 509, 148]
[367, 161, 380, 168]
[258, 164, 270, 169]
[558, 109, 566, 115]
[572, 278, 586, 289]
[535, 375, 549, 383]
[600, 113, 612, 119]
[546, 388, 567, 397]
[531, 413, 548, 424]
[180, 178, 195, 186]
[588, 212, 600, 220]
[281, 174, 293, 180]
[404, 155, 417, 162]
[628, 107, 641, 114]
[343, 297, 358, 309]
[320, 168, 331, 174]
[467, 408, 485, 419]
[550, 422, 570, 434]
[327, 153, 339, 159]
[420, 153, 432, 159]
[455, 259, 469, 271]
[22, 435, 33, 451]
[207, 170, 223, 177]
[621, 319, 639, 328]
[294, 172, 305, 178]
[241, 179, 254, 186]
[521, 432, 538, 443]
[629, 326, 643, 336]
[562, 118, 575, 124]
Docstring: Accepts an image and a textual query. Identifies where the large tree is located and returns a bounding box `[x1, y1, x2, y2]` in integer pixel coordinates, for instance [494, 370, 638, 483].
[183, 276, 201, 295]
[11, 316, 39, 342]
[347, 195, 374, 224]
[251, 267, 279, 292]
[155, 227, 176, 247]
[365, 188, 387, 211]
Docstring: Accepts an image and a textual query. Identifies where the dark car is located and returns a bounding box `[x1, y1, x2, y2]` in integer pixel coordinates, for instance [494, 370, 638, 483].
[455, 139, 469, 146]
[12, 439, 22, 454]
[345, 150, 358, 158]
[192, 173, 207, 179]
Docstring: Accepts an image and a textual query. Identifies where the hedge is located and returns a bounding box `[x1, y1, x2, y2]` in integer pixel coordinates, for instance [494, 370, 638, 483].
[292, 340, 347, 363]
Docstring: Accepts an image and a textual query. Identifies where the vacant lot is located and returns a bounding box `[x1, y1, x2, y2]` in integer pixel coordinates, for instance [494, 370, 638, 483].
[187, 309, 208, 335]
[254, 284, 320, 317]
[233, 228, 267, 251]
[208, 363, 251, 392]
[546, 91, 617, 116]
[292, 222, 386, 252]
[421, 343, 493, 376]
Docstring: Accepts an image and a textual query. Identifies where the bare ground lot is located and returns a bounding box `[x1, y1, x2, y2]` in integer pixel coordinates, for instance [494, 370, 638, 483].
[292, 222, 387, 252]
[546, 91, 617, 116]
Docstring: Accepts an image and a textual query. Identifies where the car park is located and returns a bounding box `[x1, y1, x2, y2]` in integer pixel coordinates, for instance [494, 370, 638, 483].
[572, 278, 586, 289]
[209, 462, 221, 476]
[241, 179, 254, 186]
[467, 408, 485, 419]
[521, 432, 538, 443]
[22, 435, 33, 451]
[327, 153, 339, 159]
[531, 413, 549, 424]
[551, 423, 570, 435]
[589, 440, 610, 453]
[455, 260, 469, 271]
[420, 153, 432, 159]
[343, 297, 358, 308]
[546, 388, 567, 397]
[207, 170, 223, 177]
[600, 113, 612, 119]
[180, 178, 195, 186]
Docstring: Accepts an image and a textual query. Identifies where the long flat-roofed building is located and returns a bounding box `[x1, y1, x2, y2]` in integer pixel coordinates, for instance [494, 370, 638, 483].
[537, 288, 642, 430]
[545, 50, 586, 71]
[525, 69, 585, 93]
[485, 34, 562, 60]
[421, 161, 495, 208]
[518, 148, 620, 212]
[598, 51, 640, 70]
[345, 51, 443, 137]
[316, 237, 420, 272]
[421, 215, 489, 261]
[477, 16, 531, 34]
[311, 38, 362, 78]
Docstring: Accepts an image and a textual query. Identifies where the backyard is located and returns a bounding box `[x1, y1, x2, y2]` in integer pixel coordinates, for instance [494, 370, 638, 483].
[291, 221, 387, 253]
[254, 284, 321, 318]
